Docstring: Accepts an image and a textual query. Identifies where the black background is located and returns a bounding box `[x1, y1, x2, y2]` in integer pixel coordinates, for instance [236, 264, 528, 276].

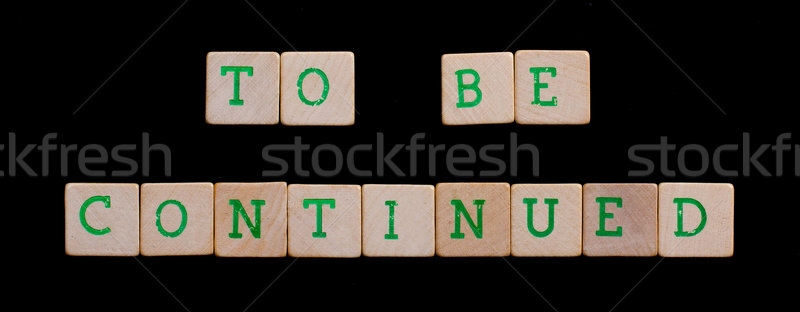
[4, 1, 798, 311]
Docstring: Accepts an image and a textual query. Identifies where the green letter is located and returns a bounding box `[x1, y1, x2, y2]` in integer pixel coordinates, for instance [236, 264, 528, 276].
[595, 197, 622, 237]
[228, 199, 265, 239]
[450, 199, 484, 239]
[79, 195, 111, 235]
[297, 68, 330, 106]
[523, 198, 557, 237]
[455, 69, 482, 108]
[384, 200, 399, 240]
[155, 199, 187, 238]
[530, 67, 557, 106]
[303, 199, 336, 238]
[220, 66, 254, 106]
[673, 198, 707, 237]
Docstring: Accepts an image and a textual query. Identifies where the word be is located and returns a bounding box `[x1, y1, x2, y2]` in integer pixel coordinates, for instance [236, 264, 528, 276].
[65, 182, 733, 257]
[442, 50, 590, 125]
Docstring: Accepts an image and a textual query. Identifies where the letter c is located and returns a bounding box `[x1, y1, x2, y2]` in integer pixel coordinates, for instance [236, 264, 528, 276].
[80, 196, 111, 235]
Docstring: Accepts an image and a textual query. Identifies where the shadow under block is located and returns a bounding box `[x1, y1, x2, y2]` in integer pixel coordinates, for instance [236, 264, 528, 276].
[511, 184, 582, 257]
[288, 184, 361, 257]
[583, 183, 658, 256]
[280, 52, 355, 125]
[514, 50, 590, 125]
[362, 184, 435, 257]
[140, 183, 213, 256]
[441, 52, 514, 125]
[206, 52, 280, 125]
[435, 183, 511, 256]
[65, 183, 139, 256]
[214, 182, 287, 257]
[658, 183, 734, 257]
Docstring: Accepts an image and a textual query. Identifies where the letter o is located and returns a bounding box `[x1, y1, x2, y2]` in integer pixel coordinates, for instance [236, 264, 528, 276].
[156, 199, 188, 238]
[297, 67, 330, 106]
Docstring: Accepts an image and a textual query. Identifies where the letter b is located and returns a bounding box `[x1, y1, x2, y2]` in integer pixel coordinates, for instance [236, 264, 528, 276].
[455, 69, 482, 108]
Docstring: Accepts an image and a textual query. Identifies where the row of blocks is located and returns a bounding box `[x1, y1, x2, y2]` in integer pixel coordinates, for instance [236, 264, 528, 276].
[65, 182, 732, 257]
[205, 51, 590, 125]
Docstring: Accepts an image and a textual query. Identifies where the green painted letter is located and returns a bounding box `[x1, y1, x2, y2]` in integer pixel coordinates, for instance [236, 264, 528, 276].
[303, 199, 336, 238]
[156, 199, 188, 238]
[297, 68, 330, 106]
[523, 198, 557, 237]
[455, 69, 482, 108]
[450, 199, 484, 239]
[530, 67, 557, 106]
[595, 197, 622, 237]
[79, 195, 111, 235]
[384, 200, 399, 240]
[228, 199, 265, 239]
[220, 66, 254, 106]
[673, 198, 707, 237]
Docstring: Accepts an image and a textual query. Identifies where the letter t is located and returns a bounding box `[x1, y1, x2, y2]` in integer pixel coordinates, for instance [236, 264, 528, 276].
[221, 66, 254, 105]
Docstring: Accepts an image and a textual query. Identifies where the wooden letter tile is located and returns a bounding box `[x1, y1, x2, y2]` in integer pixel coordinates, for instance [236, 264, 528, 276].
[441, 52, 514, 125]
[65, 183, 139, 256]
[288, 184, 361, 257]
[511, 184, 582, 257]
[515, 50, 590, 125]
[206, 52, 280, 125]
[583, 183, 658, 256]
[435, 183, 510, 256]
[362, 184, 435, 257]
[280, 52, 355, 125]
[214, 182, 287, 257]
[140, 183, 213, 256]
[659, 183, 734, 257]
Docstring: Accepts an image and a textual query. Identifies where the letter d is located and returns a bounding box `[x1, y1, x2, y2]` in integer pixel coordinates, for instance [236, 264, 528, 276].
[673, 198, 707, 237]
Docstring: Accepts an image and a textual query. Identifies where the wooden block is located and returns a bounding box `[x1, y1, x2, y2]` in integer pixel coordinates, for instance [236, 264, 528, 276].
[362, 184, 435, 257]
[206, 52, 280, 125]
[65, 183, 139, 256]
[659, 183, 734, 257]
[280, 52, 355, 125]
[514, 50, 590, 125]
[140, 183, 213, 256]
[441, 52, 514, 125]
[511, 184, 582, 257]
[582, 183, 658, 256]
[214, 182, 287, 257]
[287, 184, 361, 257]
[435, 183, 510, 256]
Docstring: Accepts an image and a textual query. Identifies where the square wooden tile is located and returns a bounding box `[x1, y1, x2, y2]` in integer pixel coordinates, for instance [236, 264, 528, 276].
[362, 184, 435, 257]
[65, 183, 139, 256]
[659, 183, 734, 257]
[441, 52, 514, 125]
[435, 183, 510, 256]
[280, 52, 355, 125]
[583, 183, 658, 256]
[206, 52, 280, 125]
[214, 182, 287, 257]
[515, 50, 590, 125]
[140, 183, 213, 256]
[511, 184, 582, 257]
[288, 184, 361, 257]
